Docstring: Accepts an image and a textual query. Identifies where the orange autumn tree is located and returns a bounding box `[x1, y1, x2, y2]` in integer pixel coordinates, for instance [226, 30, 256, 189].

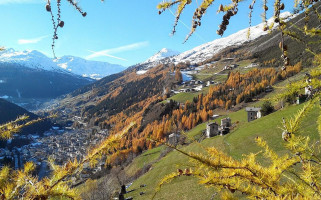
[0, 0, 319, 199]
[153, 0, 321, 199]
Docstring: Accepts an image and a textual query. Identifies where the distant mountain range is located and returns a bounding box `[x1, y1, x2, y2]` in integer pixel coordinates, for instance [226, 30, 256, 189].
[0, 62, 92, 99]
[136, 11, 294, 75]
[54, 10, 315, 122]
[55, 56, 126, 80]
[0, 49, 126, 80]
[0, 48, 128, 105]
[0, 11, 301, 110]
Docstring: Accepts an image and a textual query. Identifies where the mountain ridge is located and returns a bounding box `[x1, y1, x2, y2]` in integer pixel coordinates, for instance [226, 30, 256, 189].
[0, 48, 126, 80]
[169, 11, 294, 65]
[143, 48, 180, 64]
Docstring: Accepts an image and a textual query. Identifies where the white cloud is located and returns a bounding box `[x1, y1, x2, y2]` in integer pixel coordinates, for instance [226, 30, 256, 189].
[87, 50, 128, 61]
[18, 35, 49, 45]
[86, 41, 149, 60]
[0, 0, 42, 4]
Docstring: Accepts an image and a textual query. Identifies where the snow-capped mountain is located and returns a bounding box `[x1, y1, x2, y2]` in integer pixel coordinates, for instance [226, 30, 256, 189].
[55, 56, 126, 80]
[136, 48, 180, 74]
[170, 12, 294, 64]
[0, 48, 65, 72]
[134, 12, 294, 76]
[0, 48, 126, 79]
[0, 61, 93, 101]
[144, 48, 180, 64]
[0, 48, 127, 103]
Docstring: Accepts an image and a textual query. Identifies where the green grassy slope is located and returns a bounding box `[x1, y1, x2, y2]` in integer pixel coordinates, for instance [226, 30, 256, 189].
[122, 70, 316, 199]
[125, 146, 165, 177]
[125, 102, 319, 199]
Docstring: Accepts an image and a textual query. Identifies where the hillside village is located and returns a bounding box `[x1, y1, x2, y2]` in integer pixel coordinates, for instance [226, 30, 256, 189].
[1, 2, 321, 199]
[0, 123, 108, 182]
[0, 55, 279, 194]
[170, 61, 252, 94]
[0, 44, 314, 200]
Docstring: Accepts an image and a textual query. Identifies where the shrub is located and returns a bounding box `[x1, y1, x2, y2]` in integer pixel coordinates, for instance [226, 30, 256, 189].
[261, 101, 274, 116]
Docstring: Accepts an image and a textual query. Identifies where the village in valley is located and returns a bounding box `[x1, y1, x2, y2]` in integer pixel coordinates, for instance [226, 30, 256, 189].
[0, 120, 109, 182]
[1, 1, 321, 198]
[0, 57, 313, 188]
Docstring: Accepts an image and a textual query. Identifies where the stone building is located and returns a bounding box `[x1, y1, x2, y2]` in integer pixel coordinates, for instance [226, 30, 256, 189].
[168, 133, 180, 146]
[206, 122, 219, 138]
[221, 117, 231, 128]
[245, 107, 262, 122]
[305, 85, 313, 96]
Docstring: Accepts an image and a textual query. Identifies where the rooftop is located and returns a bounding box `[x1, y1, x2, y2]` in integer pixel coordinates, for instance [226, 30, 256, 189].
[245, 107, 261, 112]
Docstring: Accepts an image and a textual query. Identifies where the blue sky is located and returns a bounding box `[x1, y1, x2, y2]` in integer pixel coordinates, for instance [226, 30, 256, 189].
[0, 0, 293, 67]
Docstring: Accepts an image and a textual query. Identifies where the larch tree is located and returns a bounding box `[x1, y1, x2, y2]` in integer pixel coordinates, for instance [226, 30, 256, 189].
[152, 0, 321, 199]
[1, 0, 321, 199]
[0, 118, 134, 199]
[175, 67, 183, 83]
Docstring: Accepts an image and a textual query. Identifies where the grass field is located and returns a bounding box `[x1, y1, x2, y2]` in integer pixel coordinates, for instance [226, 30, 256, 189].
[125, 100, 319, 199]
[120, 69, 316, 199]
[125, 146, 165, 177]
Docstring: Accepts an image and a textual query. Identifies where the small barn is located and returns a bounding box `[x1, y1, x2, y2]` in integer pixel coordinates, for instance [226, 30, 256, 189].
[245, 107, 262, 122]
[168, 133, 180, 146]
[221, 117, 231, 128]
[206, 122, 219, 138]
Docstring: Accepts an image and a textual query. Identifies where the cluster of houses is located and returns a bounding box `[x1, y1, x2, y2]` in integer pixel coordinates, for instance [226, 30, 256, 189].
[167, 117, 232, 145]
[0, 125, 109, 180]
[245, 63, 259, 69]
[168, 106, 265, 145]
[180, 64, 205, 75]
[206, 117, 232, 138]
[199, 106, 264, 139]
[223, 64, 239, 71]
[36, 128, 108, 165]
[172, 80, 217, 94]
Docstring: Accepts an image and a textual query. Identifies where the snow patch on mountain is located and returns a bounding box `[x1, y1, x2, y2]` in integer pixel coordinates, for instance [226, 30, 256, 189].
[174, 12, 294, 64]
[144, 48, 180, 63]
[0, 95, 10, 99]
[136, 70, 148, 75]
[54, 56, 126, 79]
[0, 48, 126, 80]
[0, 48, 65, 72]
[170, 12, 294, 64]
[135, 12, 294, 76]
